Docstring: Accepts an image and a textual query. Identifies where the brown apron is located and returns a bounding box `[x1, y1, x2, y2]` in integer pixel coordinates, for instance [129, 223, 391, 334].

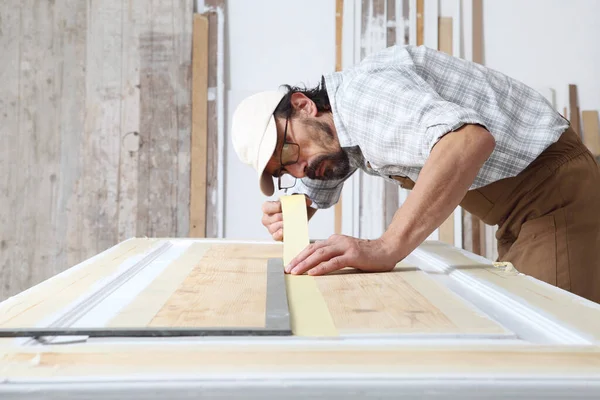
[392, 126, 600, 304]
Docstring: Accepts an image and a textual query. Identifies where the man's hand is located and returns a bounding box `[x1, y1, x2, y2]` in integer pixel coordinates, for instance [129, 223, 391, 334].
[261, 196, 313, 241]
[284, 234, 398, 275]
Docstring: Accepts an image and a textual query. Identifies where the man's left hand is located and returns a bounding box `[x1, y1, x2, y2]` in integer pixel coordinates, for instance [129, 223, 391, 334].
[284, 234, 399, 275]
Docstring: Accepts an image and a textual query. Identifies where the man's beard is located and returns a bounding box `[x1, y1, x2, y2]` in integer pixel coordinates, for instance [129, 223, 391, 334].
[306, 151, 351, 180]
[302, 117, 350, 180]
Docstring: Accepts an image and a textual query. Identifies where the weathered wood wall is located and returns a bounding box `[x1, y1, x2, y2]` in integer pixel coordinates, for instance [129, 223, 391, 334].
[0, 0, 193, 301]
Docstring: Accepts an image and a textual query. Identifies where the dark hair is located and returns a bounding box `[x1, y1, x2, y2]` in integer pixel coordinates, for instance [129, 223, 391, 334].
[273, 76, 331, 118]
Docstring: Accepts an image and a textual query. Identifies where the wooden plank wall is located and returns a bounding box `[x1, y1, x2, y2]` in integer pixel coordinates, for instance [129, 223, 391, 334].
[0, 0, 194, 301]
[203, 0, 225, 238]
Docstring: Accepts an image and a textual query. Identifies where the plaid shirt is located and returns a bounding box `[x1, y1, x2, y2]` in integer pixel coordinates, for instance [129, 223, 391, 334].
[293, 45, 570, 209]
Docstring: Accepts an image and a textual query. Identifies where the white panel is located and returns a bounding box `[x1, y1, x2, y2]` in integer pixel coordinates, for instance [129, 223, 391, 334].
[408, 0, 417, 46]
[452, 0, 462, 58]
[225, 0, 337, 240]
[423, 0, 438, 49]
[461, 0, 473, 62]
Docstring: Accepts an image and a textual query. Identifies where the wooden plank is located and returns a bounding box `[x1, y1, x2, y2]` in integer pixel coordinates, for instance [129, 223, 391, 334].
[0, 1, 22, 300]
[0, 239, 159, 328]
[462, 267, 600, 343]
[358, 0, 388, 239]
[138, 0, 182, 237]
[190, 14, 209, 238]
[438, 17, 452, 54]
[334, 0, 344, 234]
[582, 111, 600, 157]
[472, 0, 483, 64]
[149, 244, 268, 328]
[569, 84, 581, 135]
[416, 0, 424, 46]
[175, 0, 194, 237]
[52, 0, 89, 276]
[205, 10, 220, 238]
[4, 344, 600, 378]
[436, 16, 454, 246]
[383, 0, 400, 229]
[316, 269, 505, 334]
[108, 243, 212, 327]
[461, 0, 485, 255]
[81, 0, 123, 254]
[117, 0, 144, 241]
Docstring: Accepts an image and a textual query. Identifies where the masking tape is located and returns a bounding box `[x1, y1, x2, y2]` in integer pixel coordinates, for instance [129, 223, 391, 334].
[280, 194, 310, 266]
[280, 194, 337, 337]
[285, 275, 338, 336]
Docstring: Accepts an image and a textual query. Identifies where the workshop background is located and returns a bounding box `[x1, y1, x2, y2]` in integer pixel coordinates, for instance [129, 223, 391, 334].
[1, 0, 600, 302]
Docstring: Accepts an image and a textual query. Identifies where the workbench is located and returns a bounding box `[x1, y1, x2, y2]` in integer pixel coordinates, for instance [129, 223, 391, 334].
[1, 238, 600, 399]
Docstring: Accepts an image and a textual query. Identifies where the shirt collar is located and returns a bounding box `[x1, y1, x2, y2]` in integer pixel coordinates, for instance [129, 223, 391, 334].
[324, 72, 357, 148]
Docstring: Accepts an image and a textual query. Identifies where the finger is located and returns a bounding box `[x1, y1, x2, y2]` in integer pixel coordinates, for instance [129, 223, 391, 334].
[272, 228, 283, 242]
[262, 212, 283, 227]
[268, 221, 283, 236]
[290, 245, 341, 275]
[307, 256, 349, 276]
[262, 201, 282, 215]
[285, 240, 328, 273]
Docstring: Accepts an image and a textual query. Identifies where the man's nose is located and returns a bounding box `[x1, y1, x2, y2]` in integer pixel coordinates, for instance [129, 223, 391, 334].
[286, 161, 307, 178]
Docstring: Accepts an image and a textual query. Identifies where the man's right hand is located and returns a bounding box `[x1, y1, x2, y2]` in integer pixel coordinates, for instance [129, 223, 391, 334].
[261, 196, 313, 241]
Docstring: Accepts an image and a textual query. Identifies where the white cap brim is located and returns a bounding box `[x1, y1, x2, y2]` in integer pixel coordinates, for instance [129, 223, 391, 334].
[256, 116, 278, 196]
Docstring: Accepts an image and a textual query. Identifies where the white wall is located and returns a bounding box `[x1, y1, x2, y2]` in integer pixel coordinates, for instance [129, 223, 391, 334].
[482, 0, 600, 112]
[224, 0, 336, 240]
[220, 0, 600, 241]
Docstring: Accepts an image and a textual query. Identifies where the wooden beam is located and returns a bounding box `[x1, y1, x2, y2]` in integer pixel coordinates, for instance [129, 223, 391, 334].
[416, 0, 424, 46]
[569, 84, 581, 135]
[383, 0, 400, 230]
[582, 111, 600, 157]
[472, 0, 483, 64]
[190, 14, 209, 238]
[334, 0, 344, 235]
[437, 16, 454, 246]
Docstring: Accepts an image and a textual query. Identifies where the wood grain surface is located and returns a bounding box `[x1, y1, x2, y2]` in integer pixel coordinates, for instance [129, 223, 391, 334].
[316, 268, 505, 334]
[0, 0, 194, 301]
[0, 239, 159, 328]
[2, 344, 599, 378]
[148, 244, 276, 328]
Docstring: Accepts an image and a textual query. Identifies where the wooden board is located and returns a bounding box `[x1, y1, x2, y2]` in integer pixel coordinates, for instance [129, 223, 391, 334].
[149, 244, 269, 328]
[117, 0, 144, 241]
[582, 111, 600, 157]
[569, 84, 581, 135]
[2, 343, 600, 379]
[472, 0, 483, 64]
[334, 0, 344, 234]
[190, 14, 209, 237]
[203, 0, 225, 238]
[416, 0, 424, 46]
[108, 242, 213, 327]
[316, 267, 505, 335]
[0, 1, 194, 302]
[437, 16, 455, 245]
[0, 239, 160, 328]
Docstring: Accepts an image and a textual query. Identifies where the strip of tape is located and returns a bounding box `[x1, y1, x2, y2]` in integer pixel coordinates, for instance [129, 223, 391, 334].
[285, 275, 338, 337]
[280, 194, 337, 337]
[280, 194, 310, 266]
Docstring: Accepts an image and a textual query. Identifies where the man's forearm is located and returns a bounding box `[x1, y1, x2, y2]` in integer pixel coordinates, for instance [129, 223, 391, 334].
[380, 124, 495, 261]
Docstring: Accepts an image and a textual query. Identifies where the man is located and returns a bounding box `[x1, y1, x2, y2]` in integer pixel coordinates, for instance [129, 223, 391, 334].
[231, 45, 600, 304]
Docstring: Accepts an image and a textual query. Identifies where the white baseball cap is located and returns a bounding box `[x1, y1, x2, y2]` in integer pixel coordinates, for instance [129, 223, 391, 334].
[232, 90, 286, 196]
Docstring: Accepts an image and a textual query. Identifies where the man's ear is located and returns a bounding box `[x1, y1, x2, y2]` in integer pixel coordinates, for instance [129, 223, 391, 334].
[290, 93, 317, 117]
